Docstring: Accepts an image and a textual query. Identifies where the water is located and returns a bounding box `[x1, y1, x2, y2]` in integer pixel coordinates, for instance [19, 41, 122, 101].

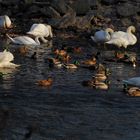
[0, 35, 140, 140]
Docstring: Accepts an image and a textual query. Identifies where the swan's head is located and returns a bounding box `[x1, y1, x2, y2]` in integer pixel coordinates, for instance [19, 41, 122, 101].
[127, 26, 136, 33]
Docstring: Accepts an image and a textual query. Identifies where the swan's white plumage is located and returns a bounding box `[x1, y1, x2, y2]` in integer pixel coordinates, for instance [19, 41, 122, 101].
[0, 50, 19, 68]
[6, 34, 40, 46]
[106, 26, 137, 48]
[0, 15, 11, 28]
[27, 23, 53, 38]
[91, 28, 113, 43]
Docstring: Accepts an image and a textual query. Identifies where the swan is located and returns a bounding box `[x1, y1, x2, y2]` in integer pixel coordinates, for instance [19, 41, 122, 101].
[0, 15, 12, 29]
[0, 50, 19, 68]
[91, 28, 114, 43]
[106, 26, 137, 48]
[6, 34, 40, 46]
[27, 23, 53, 41]
[123, 77, 140, 87]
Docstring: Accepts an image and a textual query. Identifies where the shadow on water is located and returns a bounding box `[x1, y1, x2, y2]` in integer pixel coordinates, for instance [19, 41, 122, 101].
[0, 36, 140, 140]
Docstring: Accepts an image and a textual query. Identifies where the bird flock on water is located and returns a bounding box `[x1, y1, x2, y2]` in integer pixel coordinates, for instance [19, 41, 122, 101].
[0, 15, 140, 96]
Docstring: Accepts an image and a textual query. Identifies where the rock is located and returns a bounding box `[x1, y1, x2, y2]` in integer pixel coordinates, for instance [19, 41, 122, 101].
[117, 3, 138, 17]
[40, 6, 61, 19]
[70, 0, 90, 15]
[101, 0, 116, 5]
[51, 0, 69, 15]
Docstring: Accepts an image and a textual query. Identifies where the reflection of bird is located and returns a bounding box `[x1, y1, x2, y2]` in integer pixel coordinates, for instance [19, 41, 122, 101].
[0, 50, 19, 68]
[106, 26, 137, 48]
[0, 15, 12, 29]
[27, 23, 53, 43]
[6, 34, 40, 45]
[91, 28, 113, 43]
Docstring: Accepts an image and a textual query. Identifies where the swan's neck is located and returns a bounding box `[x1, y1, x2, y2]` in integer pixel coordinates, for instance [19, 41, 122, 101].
[105, 28, 114, 34]
[127, 26, 135, 34]
[35, 37, 40, 45]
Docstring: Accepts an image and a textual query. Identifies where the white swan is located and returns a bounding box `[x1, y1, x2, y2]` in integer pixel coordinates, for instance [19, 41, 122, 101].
[0, 50, 19, 68]
[0, 15, 12, 28]
[91, 28, 114, 43]
[27, 23, 53, 41]
[106, 26, 137, 48]
[123, 77, 140, 87]
[6, 34, 40, 46]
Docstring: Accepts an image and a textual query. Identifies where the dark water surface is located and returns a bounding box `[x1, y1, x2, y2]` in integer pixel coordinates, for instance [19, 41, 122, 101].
[0, 35, 140, 140]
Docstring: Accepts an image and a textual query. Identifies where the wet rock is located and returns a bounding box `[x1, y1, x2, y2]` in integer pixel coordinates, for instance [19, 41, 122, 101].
[70, 0, 90, 15]
[54, 7, 76, 28]
[75, 12, 94, 30]
[117, 3, 138, 17]
[40, 6, 61, 19]
[51, 0, 69, 15]
[101, 0, 116, 5]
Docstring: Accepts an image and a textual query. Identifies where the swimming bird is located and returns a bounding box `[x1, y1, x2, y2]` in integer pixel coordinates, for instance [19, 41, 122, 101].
[0, 49, 19, 68]
[6, 34, 40, 46]
[127, 87, 140, 96]
[37, 78, 53, 87]
[123, 77, 140, 88]
[106, 26, 137, 48]
[0, 15, 12, 29]
[91, 28, 114, 43]
[27, 23, 53, 43]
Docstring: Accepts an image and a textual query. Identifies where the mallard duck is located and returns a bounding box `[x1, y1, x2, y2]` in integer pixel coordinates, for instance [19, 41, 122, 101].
[91, 28, 114, 43]
[106, 26, 137, 48]
[48, 58, 63, 68]
[81, 57, 96, 66]
[94, 80, 109, 90]
[127, 87, 140, 96]
[0, 49, 20, 68]
[115, 51, 126, 59]
[93, 73, 107, 82]
[54, 49, 67, 57]
[37, 78, 53, 87]
[0, 15, 12, 29]
[63, 63, 78, 69]
[6, 34, 40, 46]
[27, 23, 53, 38]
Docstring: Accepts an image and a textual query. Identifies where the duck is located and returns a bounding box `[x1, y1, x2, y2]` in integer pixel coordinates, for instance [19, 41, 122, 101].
[63, 63, 78, 69]
[48, 57, 63, 68]
[37, 78, 53, 87]
[123, 77, 140, 88]
[6, 34, 40, 46]
[0, 15, 12, 29]
[0, 49, 19, 68]
[93, 80, 109, 90]
[127, 87, 140, 96]
[27, 23, 53, 38]
[91, 28, 114, 43]
[92, 73, 107, 82]
[18, 46, 29, 55]
[81, 57, 97, 66]
[54, 49, 67, 57]
[106, 26, 137, 48]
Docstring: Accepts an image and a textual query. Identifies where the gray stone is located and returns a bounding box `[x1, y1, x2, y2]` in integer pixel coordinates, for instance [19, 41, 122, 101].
[70, 0, 90, 15]
[51, 0, 69, 14]
[117, 3, 138, 17]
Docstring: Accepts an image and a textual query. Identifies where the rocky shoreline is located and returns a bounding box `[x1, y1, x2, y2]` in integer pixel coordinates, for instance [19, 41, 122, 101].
[0, 0, 140, 39]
